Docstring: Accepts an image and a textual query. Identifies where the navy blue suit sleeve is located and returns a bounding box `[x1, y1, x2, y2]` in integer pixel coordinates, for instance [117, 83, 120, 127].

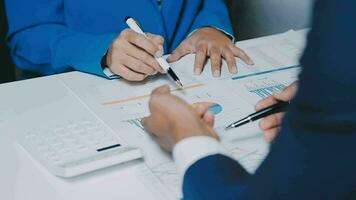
[183, 0, 356, 199]
[183, 154, 250, 200]
[5, 0, 116, 77]
[190, 0, 234, 39]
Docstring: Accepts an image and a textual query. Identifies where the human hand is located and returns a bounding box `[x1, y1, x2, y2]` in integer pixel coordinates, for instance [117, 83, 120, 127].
[142, 85, 218, 151]
[255, 82, 298, 142]
[106, 29, 165, 81]
[167, 27, 254, 77]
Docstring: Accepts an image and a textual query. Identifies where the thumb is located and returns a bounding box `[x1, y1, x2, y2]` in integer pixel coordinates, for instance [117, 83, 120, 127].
[146, 85, 171, 125]
[167, 40, 191, 62]
[151, 85, 170, 96]
[203, 111, 215, 127]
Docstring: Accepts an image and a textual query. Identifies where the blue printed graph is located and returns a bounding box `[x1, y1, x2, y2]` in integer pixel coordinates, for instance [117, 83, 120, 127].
[208, 104, 223, 115]
[249, 84, 286, 98]
[192, 102, 223, 115]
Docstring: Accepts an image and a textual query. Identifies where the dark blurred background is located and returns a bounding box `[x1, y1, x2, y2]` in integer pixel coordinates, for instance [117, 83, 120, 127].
[1, 0, 15, 83]
[0, 0, 312, 84]
[227, 0, 313, 40]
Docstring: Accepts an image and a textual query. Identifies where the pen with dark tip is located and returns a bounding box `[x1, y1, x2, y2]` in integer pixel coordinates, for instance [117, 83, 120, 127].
[225, 101, 290, 130]
[125, 16, 184, 88]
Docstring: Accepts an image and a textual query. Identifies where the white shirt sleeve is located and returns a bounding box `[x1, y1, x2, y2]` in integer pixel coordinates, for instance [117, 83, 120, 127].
[103, 68, 120, 79]
[172, 136, 230, 176]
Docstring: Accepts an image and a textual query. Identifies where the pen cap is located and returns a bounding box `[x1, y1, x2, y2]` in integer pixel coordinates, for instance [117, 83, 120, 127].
[125, 17, 145, 34]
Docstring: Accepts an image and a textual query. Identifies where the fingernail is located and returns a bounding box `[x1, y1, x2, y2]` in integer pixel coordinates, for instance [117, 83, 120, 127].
[274, 91, 283, 96]
[213, 70, 220, 77]
[261, 119, 270, 129]
[167, 56, 174, 63]
[155, 50, 163, 58]
[158, 69, 164, 74]
[260, 119, 264, 125]
[194, 68, 201, 75]
[151, 71, 158, 76]
[231, 67, 238, 74]
[248, 59, 255, 65]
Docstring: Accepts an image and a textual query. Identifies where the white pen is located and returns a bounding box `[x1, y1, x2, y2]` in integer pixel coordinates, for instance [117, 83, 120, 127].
[125, 16, 183, 88]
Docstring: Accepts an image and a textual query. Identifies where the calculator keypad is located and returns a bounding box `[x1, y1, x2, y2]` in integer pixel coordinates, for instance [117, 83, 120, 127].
[24, 119, 122, 166]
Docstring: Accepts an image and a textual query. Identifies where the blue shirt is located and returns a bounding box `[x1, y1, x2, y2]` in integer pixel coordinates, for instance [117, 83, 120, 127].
[5, 0, 233, 78]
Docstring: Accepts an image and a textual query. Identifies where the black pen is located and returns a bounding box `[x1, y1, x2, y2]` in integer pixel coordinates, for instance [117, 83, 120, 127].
[225, 101, 290, 130]
[125, 17, 183, 88]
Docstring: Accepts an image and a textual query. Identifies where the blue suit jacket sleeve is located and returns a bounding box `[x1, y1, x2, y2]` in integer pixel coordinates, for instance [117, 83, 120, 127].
[183, 0, 356, 199]
[5, 0, 116, 77]
[189, 0, 233, 39]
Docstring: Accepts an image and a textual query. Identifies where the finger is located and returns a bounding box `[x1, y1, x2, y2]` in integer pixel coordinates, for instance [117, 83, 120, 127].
[151, 85, 171, 96]
[110, 63, 146, 81]
[195, 104, 209, 117]
[146, 33, 164, 61]
[143, 86, 170, 134]
[209, 47, 222, 77]
[146, 33, 164, 46]
[120, 53, 156, 75]
[167, 40, 191, 62]
[264, 128, 279, 142]
[273, 82, 298, 101]
[255, 96, 279, 111]
[123, 41, 164, 73]
[122, 29, 162, 57]
[222, 49, 238, 74]
[259, 113, 285, 130]
[194, 44, 207, 75]
[203, 111, 215, 127]
[230, 45, 254, 65]
[141, 116, 158, 137]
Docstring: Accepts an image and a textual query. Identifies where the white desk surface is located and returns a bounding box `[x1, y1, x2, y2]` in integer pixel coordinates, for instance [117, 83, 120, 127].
[0, 29, 307, 200]
[0, 75, 270, 200]
[0, 75, 171, 200]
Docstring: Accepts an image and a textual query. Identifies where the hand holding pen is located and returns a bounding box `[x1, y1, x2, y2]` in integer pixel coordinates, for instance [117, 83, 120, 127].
[226, 82, 298, 142]
[103, 18, 166, 81]
[125, 17, 183, 87]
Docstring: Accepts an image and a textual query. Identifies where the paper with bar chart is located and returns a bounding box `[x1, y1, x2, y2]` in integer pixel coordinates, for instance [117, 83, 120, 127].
[61, 73, 268, 198]
[59, 69, 298, 199]
[109, 83, 266, 198]
[170, 29, 305, 82]
[226, 66, 301, 105]
[58, 29, 307, 200]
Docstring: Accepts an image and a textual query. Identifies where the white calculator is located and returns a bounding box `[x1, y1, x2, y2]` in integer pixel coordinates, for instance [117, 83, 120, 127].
[20, 119, 142, 177]
[17, 78, 143, 178]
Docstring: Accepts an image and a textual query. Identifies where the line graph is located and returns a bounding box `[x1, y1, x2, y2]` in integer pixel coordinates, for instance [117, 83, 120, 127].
[101, 83, 205, 106]
[232, 65, 300, 80]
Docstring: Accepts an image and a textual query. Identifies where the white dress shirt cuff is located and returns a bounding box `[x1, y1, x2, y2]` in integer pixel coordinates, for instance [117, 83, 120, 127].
[103, 68, 120, 79]
[172, 136, 229, 176]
